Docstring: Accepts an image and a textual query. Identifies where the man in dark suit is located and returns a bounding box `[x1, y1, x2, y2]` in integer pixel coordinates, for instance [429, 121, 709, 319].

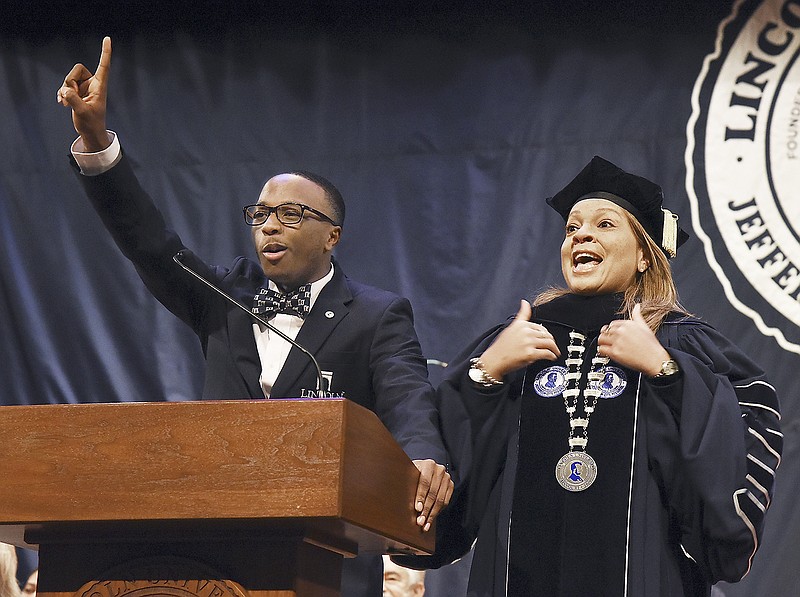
[57, 37, 453, 596]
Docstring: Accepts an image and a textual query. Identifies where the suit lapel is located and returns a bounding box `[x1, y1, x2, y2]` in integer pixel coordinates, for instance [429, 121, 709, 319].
[270, 268, 352, 397]
[228, 305, 266, 398]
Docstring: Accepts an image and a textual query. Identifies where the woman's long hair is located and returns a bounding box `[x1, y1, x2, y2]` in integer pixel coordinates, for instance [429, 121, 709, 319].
[534, 210, 689, 331]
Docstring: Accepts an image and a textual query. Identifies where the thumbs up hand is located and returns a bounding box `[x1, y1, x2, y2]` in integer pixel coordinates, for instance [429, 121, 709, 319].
[477, 300, 561, 381]
[597, 303, 670, 377]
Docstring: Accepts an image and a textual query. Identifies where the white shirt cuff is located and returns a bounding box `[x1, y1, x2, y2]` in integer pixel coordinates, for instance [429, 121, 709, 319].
[71, 131, 122, 176]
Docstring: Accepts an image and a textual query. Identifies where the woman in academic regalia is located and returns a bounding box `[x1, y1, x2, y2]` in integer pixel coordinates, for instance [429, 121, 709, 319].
[405, 157, 783, 597]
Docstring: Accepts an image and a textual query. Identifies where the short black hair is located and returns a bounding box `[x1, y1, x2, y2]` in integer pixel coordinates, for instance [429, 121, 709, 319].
[289, 170, 345, 227]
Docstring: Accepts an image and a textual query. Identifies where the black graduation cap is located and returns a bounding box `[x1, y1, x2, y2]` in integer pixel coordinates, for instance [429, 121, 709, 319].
[546, 156, 689, 258]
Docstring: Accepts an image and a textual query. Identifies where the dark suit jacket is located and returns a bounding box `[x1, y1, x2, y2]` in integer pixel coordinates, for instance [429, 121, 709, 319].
[74, 154, 448, 595]
[76, 153, 446, 464]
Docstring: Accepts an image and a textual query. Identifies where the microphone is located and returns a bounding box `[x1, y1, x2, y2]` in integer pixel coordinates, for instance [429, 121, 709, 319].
[172, 250, 329, 394]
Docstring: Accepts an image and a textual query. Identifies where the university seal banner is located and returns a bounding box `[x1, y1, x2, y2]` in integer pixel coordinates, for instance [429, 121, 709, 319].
[687, 0, 800, 353]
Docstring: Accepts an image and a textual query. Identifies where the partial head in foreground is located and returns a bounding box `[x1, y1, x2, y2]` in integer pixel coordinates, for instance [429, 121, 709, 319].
[382, 555, 425, 597]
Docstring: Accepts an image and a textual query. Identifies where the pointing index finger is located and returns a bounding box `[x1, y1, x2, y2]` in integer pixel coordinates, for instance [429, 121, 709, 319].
[94, 37, 113, 85]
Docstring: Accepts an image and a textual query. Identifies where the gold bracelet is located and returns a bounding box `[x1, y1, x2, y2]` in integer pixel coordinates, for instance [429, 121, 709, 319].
[468, 358, 504, 387]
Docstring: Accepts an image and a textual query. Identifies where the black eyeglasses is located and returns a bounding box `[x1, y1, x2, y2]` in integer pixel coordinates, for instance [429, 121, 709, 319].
[242, 202, 339, 227]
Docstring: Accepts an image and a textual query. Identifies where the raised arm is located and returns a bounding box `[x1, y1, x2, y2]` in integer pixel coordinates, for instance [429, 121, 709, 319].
[57, 36, 112, 152]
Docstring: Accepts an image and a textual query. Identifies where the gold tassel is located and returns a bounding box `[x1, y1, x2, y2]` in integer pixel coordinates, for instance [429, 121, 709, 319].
[662, 208, 678, 258]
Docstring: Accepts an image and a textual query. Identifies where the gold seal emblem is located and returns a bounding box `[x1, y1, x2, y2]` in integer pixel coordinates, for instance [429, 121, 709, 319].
[73, 557, 249, 597]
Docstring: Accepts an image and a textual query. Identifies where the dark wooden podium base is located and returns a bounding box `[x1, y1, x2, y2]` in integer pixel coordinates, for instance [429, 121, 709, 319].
[37, 536, 344, 597]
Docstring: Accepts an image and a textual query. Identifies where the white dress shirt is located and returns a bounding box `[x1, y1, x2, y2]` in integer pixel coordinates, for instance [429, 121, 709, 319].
[253, 266, 334, 397]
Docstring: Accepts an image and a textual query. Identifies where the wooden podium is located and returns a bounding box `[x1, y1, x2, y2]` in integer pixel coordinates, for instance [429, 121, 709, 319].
[0, 399, 433, 597]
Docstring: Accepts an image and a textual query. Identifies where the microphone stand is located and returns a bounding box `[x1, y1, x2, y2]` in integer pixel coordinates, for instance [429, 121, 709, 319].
[172, 251, 329, 394]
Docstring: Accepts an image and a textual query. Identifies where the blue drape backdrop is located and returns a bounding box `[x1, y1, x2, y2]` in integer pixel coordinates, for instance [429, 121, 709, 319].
[1, 2, 797, 595]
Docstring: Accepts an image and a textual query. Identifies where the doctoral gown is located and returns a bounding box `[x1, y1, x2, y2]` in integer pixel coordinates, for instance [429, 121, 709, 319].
[400, 293, 782, 597]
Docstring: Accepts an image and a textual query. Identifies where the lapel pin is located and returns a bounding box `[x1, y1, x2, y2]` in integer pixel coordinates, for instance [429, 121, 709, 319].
[325, 310, 335, 319]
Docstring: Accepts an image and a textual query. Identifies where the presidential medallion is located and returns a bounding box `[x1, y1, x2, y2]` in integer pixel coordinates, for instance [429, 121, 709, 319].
[555, 450, 597, 492]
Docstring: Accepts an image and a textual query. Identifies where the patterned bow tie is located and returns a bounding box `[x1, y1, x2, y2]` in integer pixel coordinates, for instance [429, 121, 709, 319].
[252, 284, 312, 319]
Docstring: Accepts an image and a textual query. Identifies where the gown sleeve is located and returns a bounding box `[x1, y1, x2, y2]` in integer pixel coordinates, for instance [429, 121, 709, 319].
[647, 320, 783, 583]
[393, 323, 515, 569]
[73, 153, 233, 334]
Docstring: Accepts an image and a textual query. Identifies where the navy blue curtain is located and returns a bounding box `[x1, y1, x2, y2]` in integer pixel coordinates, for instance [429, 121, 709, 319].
[2, 2, 797, 595]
